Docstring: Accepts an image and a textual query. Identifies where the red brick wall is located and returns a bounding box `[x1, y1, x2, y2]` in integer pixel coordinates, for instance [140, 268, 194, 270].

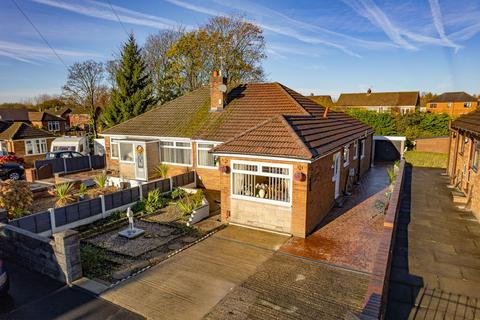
[426, 101, 478, 117]
[69, 114, 91, 129]
[415, 137, 449, 154]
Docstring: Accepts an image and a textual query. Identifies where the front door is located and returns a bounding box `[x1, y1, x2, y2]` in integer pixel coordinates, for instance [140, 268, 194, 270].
[333, 152, 341, 199]
[134, 142, 147, 180]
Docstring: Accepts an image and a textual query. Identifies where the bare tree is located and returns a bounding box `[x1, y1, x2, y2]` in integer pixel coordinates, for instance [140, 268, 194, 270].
[62, 60, 105, 138]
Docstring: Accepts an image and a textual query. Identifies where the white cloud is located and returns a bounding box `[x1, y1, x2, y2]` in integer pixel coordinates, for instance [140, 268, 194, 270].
[428, 0, 461, 51]
[0, 40, 101, 65]
[33, 0, 192, 30]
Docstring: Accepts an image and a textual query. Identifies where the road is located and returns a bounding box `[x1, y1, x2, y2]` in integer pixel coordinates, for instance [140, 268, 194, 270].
[0, 261, 144, 320]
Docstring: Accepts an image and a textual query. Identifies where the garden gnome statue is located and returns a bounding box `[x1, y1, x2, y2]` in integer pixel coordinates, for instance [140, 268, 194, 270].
[118, 207, 145, 239]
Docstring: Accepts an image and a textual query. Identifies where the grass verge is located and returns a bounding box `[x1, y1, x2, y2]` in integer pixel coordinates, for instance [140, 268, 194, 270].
[404, 151, 448, 169]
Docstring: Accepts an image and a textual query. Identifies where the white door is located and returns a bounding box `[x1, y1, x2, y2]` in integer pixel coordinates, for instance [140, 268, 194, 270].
[134, 142, 147, 180]
[332, 152, 341, 199]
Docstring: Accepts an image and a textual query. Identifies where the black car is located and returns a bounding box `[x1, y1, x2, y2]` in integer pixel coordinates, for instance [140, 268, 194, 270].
[0, 259, 9, 296]
[45, 151, 84, 159]
[0, 162, 25, 180]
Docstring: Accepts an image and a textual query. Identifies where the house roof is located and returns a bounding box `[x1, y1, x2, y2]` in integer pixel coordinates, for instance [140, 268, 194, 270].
[307, 95, 334, 108]
[337, 91, 419, 107]
[451, 110, 480, 136]
[0, 122, 57, 140]
[104, 82, 373, 159]
[0, 109, 65, 122]
[429, 92, 477, 103]
[28, 112, 65, 122]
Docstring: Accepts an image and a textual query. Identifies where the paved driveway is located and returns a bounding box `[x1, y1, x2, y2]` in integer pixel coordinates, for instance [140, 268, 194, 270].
[101, 226, 288, 320]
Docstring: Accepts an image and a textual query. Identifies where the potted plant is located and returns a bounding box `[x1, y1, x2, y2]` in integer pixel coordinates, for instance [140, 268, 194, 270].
[255, 183, 268, 198]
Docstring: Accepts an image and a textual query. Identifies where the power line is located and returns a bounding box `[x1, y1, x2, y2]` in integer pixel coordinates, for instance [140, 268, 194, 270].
[11, 0, 68, 68]
[107, 0, 129, 36]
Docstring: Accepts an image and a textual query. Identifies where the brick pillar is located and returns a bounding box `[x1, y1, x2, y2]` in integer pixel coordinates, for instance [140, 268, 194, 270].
[25, 168, 37, 182]
[53, 230, 82, 283]
[0, 209, 8, 223]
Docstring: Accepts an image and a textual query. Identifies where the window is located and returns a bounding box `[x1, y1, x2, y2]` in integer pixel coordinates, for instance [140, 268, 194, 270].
[47, 121, 60, 131]
[361, 140, 366, 159]
[430, 103, 437, 108]
[25, 139, 47, 155]
[159, 140, 192, 165]
[110, 142, 119, 159]
[119, 142, 134, 162]
[473, 141, 479, 173]
[353, 140, 359, 160]
[343, 145, 350, 167]
[464, 102, 472, 108]
[447, 102, 453, 108]
[197, 143, 218, 168]
[231, 161, 292, 205]
[460, 136, 467, 155]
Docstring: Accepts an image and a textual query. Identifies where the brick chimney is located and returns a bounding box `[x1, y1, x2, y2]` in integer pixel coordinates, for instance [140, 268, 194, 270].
[210, 70, 227, 112]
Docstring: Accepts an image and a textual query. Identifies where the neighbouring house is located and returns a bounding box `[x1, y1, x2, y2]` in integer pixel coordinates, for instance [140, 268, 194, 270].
[0, 109, 67, 134]
[53, 106, 96, 131]
[307, 94, 334, 108]
[0, 121, 57, 166]
[447, 110, 480, 220]
[101, 72, 374, 237]
[337, 90, 419, 115]
[426, 92, 478, 117]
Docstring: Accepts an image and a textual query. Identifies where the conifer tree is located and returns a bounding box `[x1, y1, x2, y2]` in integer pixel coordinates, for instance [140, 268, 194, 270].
[103, 34, 156, 128]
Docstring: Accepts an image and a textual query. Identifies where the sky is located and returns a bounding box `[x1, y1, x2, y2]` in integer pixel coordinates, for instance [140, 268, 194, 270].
[1, 0, 480, 103]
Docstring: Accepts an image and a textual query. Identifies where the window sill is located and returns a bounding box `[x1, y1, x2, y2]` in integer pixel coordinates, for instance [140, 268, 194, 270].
[197, 165, 218, 169]
[161, 162, 192, 167]
[231, 194, 292, 207]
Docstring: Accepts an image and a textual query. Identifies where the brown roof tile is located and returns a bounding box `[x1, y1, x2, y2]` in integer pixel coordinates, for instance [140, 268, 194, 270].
[451, 109, 480, 136]
[337, 91, 419, 107]
[0, 122, 57, 140]
[430, 92, 477, 103]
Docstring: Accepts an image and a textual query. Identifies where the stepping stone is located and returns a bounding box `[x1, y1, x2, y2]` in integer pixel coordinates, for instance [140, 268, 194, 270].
[182, 236, 197, 244]
[167, 243, 183, 250]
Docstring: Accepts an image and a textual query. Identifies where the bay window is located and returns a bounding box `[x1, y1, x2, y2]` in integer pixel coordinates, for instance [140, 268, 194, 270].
[119, 142, 134, 162]
[25, 139, 47, 155]
[160, 140, 191, 165]
[231, 161, 292, 205]
[197, 143, 218, 168]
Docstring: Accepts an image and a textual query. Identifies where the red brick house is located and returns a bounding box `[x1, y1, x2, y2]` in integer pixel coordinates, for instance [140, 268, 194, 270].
[448, 110, 480, 220]
[426, 92, 478, 117]
[54, 106, 95, 131]
[0, 121, 57, 166]
[101, 72, 374, 237]
[0, 109, 67, 134]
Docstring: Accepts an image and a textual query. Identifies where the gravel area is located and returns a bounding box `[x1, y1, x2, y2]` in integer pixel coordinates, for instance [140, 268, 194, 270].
[146, 204, 184, 223]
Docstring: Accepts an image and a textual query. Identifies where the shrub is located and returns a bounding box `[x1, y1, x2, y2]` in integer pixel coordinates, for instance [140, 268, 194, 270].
[94, 174, 108, 188]
[171, 187, 187, 200]
[144, 188, 166, 214]
[176, 190, 204, 216]
[387, 167, 397, 185]
[54, 182, 77, 207]
[78, 183, 88, 197]
[155, 163, 169, 179]
[0, 180, 33, 219]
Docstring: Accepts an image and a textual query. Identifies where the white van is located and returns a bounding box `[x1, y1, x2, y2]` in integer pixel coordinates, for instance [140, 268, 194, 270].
[50, 136, 90, 155]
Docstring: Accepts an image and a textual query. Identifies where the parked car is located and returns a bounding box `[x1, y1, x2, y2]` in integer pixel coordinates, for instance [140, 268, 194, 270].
[45, 151, 84, 159]
[0, 162, 25, 180]
[0, 259, 9, 296]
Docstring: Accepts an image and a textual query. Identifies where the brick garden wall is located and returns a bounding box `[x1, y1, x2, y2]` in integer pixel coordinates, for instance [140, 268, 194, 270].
[415, 137, 449, 154]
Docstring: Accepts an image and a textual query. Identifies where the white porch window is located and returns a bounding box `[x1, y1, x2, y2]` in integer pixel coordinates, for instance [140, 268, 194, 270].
[25, 139, 47, 155]
[361, 139, 366, 159]
[197, 143, 218, 168]
[353, 140, 359, 160]
[343, 145, 350, 167]
[231, 161, 292, 205]
[119, 142, 134, 162]
[47, 121, 60, 131]
[110, 142, 119, 159]
[160, 140, 192, 165]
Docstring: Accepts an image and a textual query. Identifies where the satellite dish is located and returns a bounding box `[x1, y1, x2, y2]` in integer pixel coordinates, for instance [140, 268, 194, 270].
[219, 84, 227, 93]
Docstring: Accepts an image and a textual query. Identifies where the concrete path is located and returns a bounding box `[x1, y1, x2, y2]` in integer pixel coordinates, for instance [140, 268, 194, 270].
[101, 226, 288, 320]
[387, 167, 480, 319]
[0, 261, 143, 320]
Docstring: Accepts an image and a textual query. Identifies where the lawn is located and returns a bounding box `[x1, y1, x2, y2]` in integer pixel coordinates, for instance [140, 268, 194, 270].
[404, 151, 448, 169]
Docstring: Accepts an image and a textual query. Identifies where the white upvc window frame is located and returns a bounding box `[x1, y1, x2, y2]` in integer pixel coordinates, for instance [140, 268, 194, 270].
[47, 121, 60, 132]
[118, 141, 135, 163]
[110, 141, 119, 159]
[159, 140, 193, 167]
[343, 144, 350, 167]
[196, 142, 219, 169]
[230, 160, 293, 207]
[353, 140, 359, 160]
[361, 139, 366, 159]
[24, 138, 48, 155]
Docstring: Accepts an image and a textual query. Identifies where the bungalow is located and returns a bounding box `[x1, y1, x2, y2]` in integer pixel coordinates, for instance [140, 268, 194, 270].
[0, 121, 57, 166]
[447, 110, 480, 220]
[102, 72, 374, 237]
[426, 92, 478, 117]
[337, 90, 419, 115]
[0, 109, 67, 134]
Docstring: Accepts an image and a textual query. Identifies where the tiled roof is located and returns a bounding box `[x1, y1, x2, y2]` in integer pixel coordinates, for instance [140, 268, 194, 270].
[104, 82, 373, 159]
[430, 92, 477, 103]
[451, 110, 480, 136]
[0, 122, 56, 140]
[213, 112, 373, 160]
[337, 91, 419, 107]
[307, 95, 334, 108]
[0, 109, 30, 121]
[28, 112, 65, 122]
